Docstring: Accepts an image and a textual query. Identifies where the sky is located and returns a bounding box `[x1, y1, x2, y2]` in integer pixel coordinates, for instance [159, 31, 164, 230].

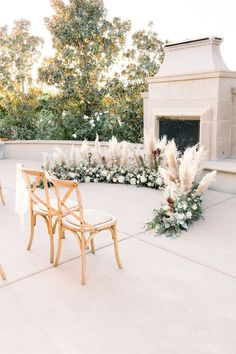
[0, 0, 236, 70]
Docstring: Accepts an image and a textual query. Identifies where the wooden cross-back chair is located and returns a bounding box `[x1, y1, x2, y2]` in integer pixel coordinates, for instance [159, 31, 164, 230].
[46, 173, 122, 285]
[0, 180, 6, 279]
[0, 180, 5, 205]
[21, 167, 59, 263]
[0, 264, 6, 280]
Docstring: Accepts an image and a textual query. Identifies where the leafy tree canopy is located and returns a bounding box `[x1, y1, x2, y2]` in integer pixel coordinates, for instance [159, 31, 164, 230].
[0, 1, 165, 142]
[0, 19, 43, 94]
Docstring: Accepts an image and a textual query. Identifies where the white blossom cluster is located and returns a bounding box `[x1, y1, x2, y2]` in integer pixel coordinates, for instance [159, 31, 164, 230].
[48, 162, 164, 190]
[147, 187, 203, 237]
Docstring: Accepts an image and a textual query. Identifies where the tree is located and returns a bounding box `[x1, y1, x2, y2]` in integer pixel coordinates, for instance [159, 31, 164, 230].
[0, 20, 43, 139]
[103, 23, 164, 142]
[0, 19, 43, 93]
[38, 0, 131, 139]
[0, 2, 165, 142]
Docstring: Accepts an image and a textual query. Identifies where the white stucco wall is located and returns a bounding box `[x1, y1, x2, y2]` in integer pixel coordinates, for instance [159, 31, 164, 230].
[1, 140, 143, 161]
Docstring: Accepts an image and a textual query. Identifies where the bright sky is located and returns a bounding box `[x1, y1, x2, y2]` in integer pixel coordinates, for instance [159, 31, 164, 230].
[0, 0, 236, 69]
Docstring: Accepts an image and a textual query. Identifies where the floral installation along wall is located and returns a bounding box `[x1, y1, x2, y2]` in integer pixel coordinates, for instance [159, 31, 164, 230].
[42, 135, 216, 237]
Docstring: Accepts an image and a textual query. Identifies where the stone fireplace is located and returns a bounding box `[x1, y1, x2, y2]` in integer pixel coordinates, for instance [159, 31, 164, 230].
[142, 37, 236, 161]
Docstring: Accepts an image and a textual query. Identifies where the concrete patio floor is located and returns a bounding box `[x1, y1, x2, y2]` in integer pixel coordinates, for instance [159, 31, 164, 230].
[1, 159, 236, 354]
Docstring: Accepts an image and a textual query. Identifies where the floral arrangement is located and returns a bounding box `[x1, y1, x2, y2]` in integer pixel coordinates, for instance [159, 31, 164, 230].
[147, 142, 217, 237]
[42, 135, 167, 189]
[42, 135, 216, 237]
[48, 163, 164, 188]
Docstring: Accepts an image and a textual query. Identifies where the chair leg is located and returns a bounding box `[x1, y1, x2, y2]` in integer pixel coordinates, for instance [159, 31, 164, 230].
[81, 232, 86, 285]
[54, 222, 63, 267]
[111, 224, 122, 269]
[0, 264, 6, 280]
[48, 217, 54, 264]
[0, 183, 5, 205]
[27, 212, 36, 251]
[90, 234, 95, 254]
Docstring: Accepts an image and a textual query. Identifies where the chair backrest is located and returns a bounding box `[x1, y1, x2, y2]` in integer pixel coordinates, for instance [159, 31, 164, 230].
[45, 172, 85, 224]
[0, 179, 5, 205]
[20, 167, 56, 215]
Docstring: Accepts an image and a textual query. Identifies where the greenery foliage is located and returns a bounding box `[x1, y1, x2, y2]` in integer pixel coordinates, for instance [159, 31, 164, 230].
[47, 163, 164, 189]
[146, 189, 203, 237]
[0, 0, 164, 142]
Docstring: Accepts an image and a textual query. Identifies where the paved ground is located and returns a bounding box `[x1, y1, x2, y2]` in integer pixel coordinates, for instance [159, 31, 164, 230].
[0, 159, 236, 354]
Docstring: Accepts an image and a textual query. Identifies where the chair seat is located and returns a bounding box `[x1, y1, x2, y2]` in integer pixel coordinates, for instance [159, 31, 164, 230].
[63, 209, 116, 230]
[33, 198, 78, 214]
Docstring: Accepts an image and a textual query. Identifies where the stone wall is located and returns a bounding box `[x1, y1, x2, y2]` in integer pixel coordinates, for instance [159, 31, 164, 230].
[1, 140, 143, 161]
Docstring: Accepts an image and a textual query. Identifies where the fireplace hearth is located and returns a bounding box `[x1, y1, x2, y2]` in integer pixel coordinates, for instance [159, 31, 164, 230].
[159, 117, 200, 151]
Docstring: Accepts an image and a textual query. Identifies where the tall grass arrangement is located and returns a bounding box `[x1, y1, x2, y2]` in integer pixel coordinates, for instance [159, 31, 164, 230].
[147, 142, 217, 236]
[42, 135, 167, 189]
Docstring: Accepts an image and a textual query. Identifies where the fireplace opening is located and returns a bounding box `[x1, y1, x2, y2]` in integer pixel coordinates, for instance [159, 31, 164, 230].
[159, 117, 200, 151]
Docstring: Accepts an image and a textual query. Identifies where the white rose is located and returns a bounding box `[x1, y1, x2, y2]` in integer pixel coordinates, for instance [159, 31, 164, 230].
[176, 213, 185, 220]
[182, 202, 187, 210]
[163, 205, 171, 212]
[85, 176, 91, 183]
[130, 178, 136, 185]
[101, 170, 107, 177]
[113, 178, 117, 183]
[156, 177, 163, 185]
[118, 176, 125, 183]
[186, 211, 192, 219]
[140, 176, 147, 183]
[68, 172, 76, 179]
[192, 204, 197, 210]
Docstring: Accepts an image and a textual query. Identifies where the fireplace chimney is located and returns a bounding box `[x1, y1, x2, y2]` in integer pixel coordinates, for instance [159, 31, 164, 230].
[158, 37, 228, 77]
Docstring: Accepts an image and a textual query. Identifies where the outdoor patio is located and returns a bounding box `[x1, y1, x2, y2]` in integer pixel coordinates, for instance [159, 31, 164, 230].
[1, 159, 236, 354]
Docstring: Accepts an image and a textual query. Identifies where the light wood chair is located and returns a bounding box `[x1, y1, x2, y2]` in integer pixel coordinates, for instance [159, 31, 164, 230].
[21, 167, 59, 263]
[0, 264, 6, 280]
[0, 180, 6, 279]
[0, 180, 5, 205]
[46, 173, 122, 285]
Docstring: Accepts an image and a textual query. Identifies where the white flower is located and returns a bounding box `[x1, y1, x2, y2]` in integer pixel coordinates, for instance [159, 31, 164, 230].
[140, 176, 147, 183]
[130, 178, 136, 185]
[68, 172, 76, 179]
[186, 211, 192, 219]
[113, 178, 117, 183]
[163, 205, 171, 212]
[118, 176, 125, 183]
[156, 177, 163, 185]
[192, 204, 197, 210]
[175, 213, 185, 221]
[85, 176, 91, 183]
[101, 170, 107, 177]
[182, 202, 188, 210]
